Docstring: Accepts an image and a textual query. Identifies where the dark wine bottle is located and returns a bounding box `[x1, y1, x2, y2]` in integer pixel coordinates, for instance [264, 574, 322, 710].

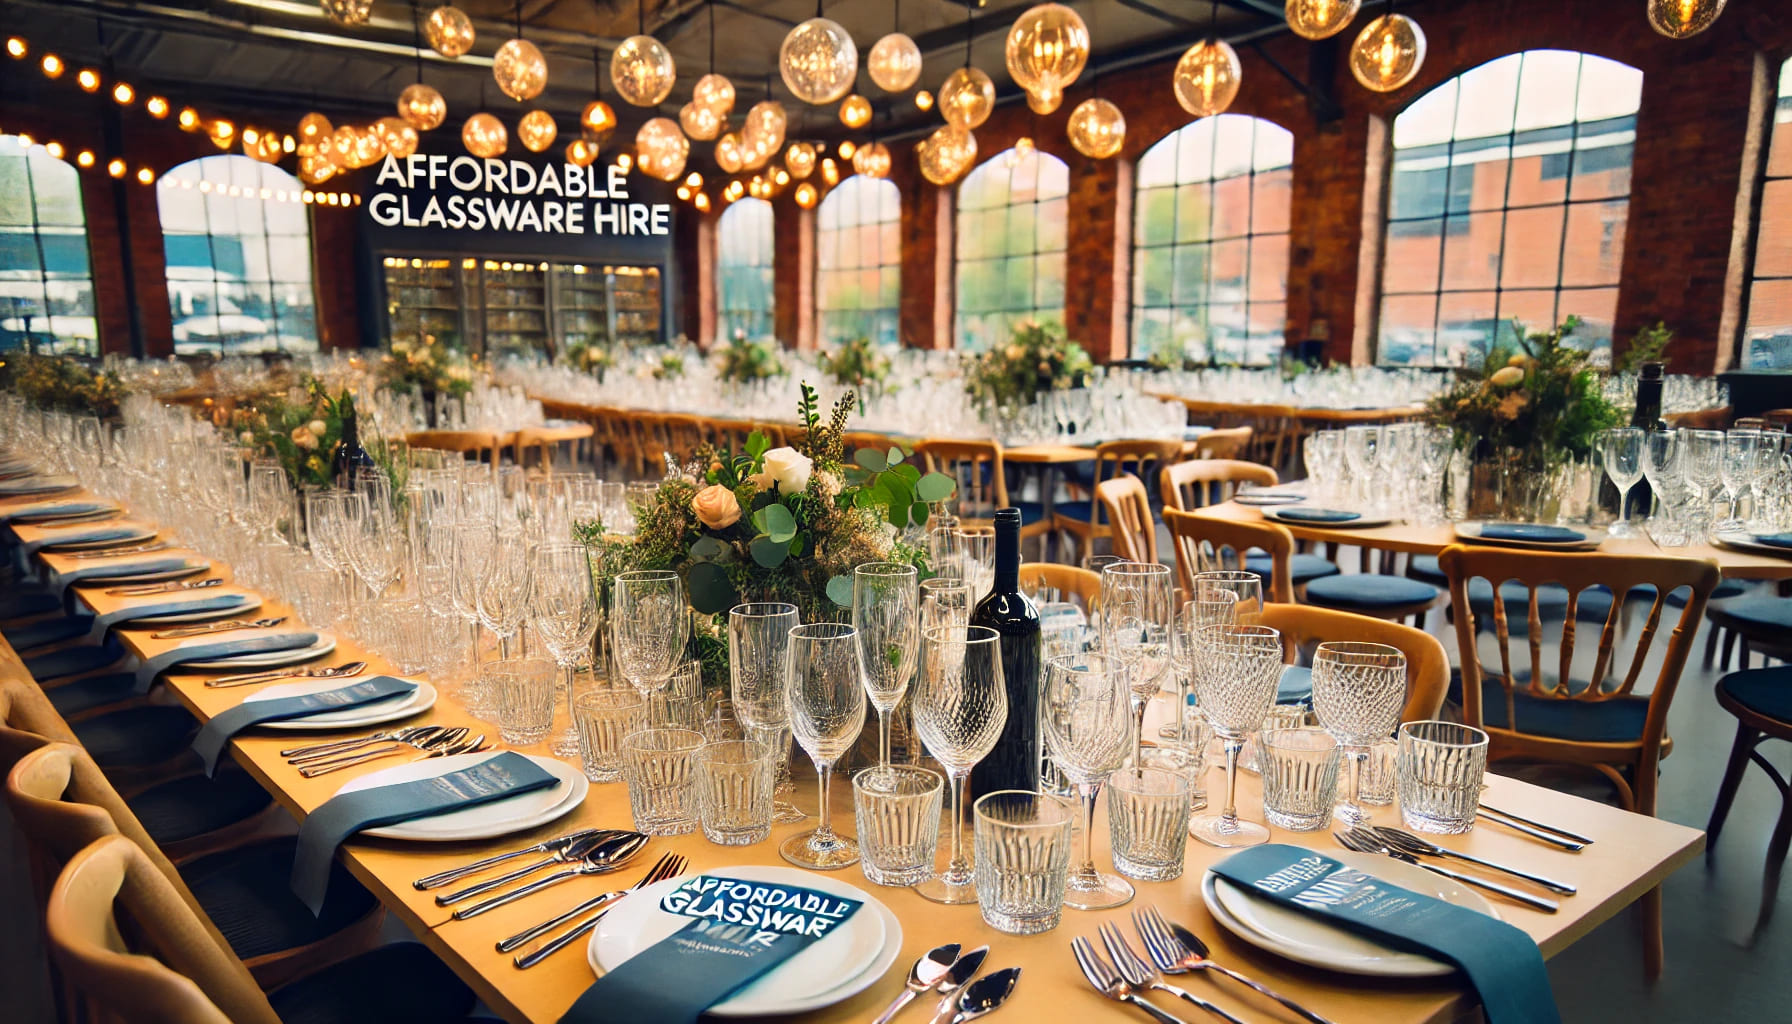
[329, 393, 378, 490]
[1629, 361, 1666, 514]
[969, 508, 1043, 799]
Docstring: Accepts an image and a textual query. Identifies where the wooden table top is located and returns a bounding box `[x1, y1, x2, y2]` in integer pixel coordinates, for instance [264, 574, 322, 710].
[1147, 394, 1430, 425]
[23, 491, 1709, 1024]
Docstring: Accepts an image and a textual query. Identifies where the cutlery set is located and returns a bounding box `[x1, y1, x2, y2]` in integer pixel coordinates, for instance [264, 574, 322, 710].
[284, 725, 489, 777]
[1333, 825, 1571, 913]
[150, 616, 285, 639]
[105, 577, 222, 596]
[69, 540, 171, 559]
[873, 943, 1023, 1024]
[208, 660, 367, 688]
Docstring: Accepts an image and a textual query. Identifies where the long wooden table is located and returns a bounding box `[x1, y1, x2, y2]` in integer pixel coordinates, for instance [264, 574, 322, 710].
[15, 489, 1709, 1024]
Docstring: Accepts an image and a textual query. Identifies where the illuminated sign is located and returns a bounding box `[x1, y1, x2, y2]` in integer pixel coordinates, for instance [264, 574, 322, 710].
[367, 154, 671, 237]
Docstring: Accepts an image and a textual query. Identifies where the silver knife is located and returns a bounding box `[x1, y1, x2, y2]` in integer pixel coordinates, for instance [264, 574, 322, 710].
[413, 828, 616, 891]
[105, 578, 222, 597]
[69, 542, 171, 560]
[150, 616, 284, 639]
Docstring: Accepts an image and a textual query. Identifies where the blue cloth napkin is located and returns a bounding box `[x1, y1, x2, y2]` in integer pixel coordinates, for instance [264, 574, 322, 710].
[1275, 507, 1362, 523]
[0, 475, 76, 496]
[49, 557, 197, 598]
[193, 677, 418, 775]
[1479, 523, 1587, 543]
[1210, 845, 1559, 1024]
[560, 875, 864, 1024]
[133, 631, 320, 693]
[83, 592, 252, 642]
[292, 752, 558, 914]
[1752, 533, 1792, 550]
[22, 526, 147, 555]
[9, 501, 116, 522]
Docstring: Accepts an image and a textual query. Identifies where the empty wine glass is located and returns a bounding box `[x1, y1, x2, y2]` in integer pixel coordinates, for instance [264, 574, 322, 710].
[782, 622, 866, 870]
[1641, 429, 1680, 521]
[1679, 428, 1724, 530]
[853, 562, 919, 768]
[928, 512, 964, 580]
[476, 532, 533, 659]
[1303, 429, 1343, 504]
[1311, 641, 1407, 827]
[957, 526, 996, 600]
[612, 570, 689, 703]
[532, 542, 600, 757]
[920, 576, 974, 632]
[1041, 652, 1135, 910]
[1598, 428, 1644, 536]
[1099, 561, 1174, 769]
[1187, 624, 1285, 848]
[1342, 425, 1379, 507]
[728, 602, 805, 824]
[912, 625, 1007, 904]
[1719, 430, 1768, 531]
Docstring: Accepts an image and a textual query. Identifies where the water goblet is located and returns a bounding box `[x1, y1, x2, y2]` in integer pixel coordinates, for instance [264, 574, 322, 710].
[611, 569, 689, 704]
[1310, 641, 1407, 827]
[531, 542, 600, 757]
[781, 622, 866, 870]
[911, 625, 1007, 904]
[853, 562, 919, 768]
[1099, 561, 1174, 769]
[1187, 624, 1285, 848]
[1041, 653, 1135, 910]
[728, 602, 805, 824]
[1598, 427, 1645, 536]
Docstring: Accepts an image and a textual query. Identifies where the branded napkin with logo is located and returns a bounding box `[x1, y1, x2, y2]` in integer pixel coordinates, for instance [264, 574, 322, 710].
[1210, 845, 1559, 1024]
[1275, 507, 1362, 523]
[559, 875, 864, 1024]
[192, 677, 418, 775]
[132, 631, 322, 693]
[292, 751, 557, 914]
[1479, 523, 1586, 544]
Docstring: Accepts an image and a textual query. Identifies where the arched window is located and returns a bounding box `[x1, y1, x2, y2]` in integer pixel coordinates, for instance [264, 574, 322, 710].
[158, 155, 316, 354]
[1133, 115, 1292, 366]
[717, 197, 774, 340]
[955, 148, 1069, 351]
[0, 135, 96, 354]
[1744, 58, 1792, 369]
[1378, 50, 1642, 366]
[816, 176, 900, 346]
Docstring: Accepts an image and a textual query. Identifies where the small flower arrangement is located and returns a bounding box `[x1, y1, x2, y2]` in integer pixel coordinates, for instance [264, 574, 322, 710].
[963, 319, 1093, 410]
[562, 340, 615, 381]
[382, 335, 474, 398]
[650, 349, 687, 381]
[3, 355, 133, 420]
[1425, 316, 1621, 465]
[714, 335, 787, 386]
[817, 336, 895, 404]
[231, 379, 403, 492]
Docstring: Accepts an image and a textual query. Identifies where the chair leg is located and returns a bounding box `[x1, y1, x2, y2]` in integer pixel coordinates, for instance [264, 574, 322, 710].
[1704, 624, 1720, 667]
[1707, 722, 1759, 856]
[1758, 775, 1792, 935]
[1721, 630, 1738, 671]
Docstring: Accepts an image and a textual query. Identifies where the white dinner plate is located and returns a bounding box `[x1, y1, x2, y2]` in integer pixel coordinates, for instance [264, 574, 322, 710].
[1262, 507, 1394, 529]
[1711, 530, 1792, 560]
[14, 504, 123, 524]
[1203, 850, 1497, 978]
[1234, 491, 1308, 507]
[75, 559, 211, 585]
[0, 474, 78, 495]
[186, 633, 339, 669]
[243, 674, 433, 729]
[334, 752, 587, 842]
[1454, 521, 1605, 550]
[41, 526, 159, 551]
[134, 595, 263, 624]
[589, 865, 897, 1018]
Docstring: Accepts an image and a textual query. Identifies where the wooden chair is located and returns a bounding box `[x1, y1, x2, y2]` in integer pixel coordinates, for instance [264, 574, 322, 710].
[1096, 474, 1157, 564]
[512, 422, 593, 476]
[1705, 664, 1792, 933]
[1762, 408, 1792, 430]
[842, 431, 898, 457]
[1257, 603, 1449, 724]
[1190, 425, 1254, 460]
[1438, 543, 1720, 978]
[1163, 509, 1297, 604]
[1053, 439, 1183, 562]
[914, 438, 1050, 549]
[1159, 459, 1278, 514]
[403, 430, 504, 470]
[1019, 562, 1100, 611]
[662, 414, 708, 464]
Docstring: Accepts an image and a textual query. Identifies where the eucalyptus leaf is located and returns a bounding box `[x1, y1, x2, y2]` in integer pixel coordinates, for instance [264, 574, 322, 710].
[915, 472, 956, 503]
[688, 535, 729, 561]
[750, 536, 790, 568]
[758, 502, 797, 543]
[686, 561, 738, 614]
[853, 447, 888, 473]
[910, 501, 930, 526]
[891, 462, 921, 484]
[887, 447, 904, 466]
[825, 574, 855, 607]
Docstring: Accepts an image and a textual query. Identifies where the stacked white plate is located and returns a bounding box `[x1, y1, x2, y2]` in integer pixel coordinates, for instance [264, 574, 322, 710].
[135, 594, 263, 624]
[187, 633, 339, 670]
[1454, 521, 1605, 551]
[331, 752, 587, 841]
[588, 865, 902, 1017]
[1263, 507, 1394, 529]
[241, 672, 434, 730]
[1712, 529, 1792, 559]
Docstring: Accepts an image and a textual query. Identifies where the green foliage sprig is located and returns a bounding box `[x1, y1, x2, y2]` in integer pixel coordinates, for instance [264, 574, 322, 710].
[963, 319, 1093, 410]
[3, 355, 132, 420]
[1619, 321, 1673, 373]
[817, 336, 895, 409]
[562, 340, 615, 381]
[714, 335, 787, 386]
[383, 336, 474, 397]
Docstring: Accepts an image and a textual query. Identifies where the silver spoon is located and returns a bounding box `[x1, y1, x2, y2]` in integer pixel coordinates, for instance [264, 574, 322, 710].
[921, 946, 990, 1024]
[451, 833, 651, 920]
[279, 721, 437, 759]
[936, 967, 1021, 1024]
[150, 616, 285, 639]
[208, 660, 368, 689]
[436, 832, 617, 906]
[106, 577, 223, 596]
[872, 943, 963, 1024]
[296, 727, 468, 775]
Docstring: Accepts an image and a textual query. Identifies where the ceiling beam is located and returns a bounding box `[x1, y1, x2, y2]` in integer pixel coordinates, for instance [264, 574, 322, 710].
[1107, 0, 1201, 31]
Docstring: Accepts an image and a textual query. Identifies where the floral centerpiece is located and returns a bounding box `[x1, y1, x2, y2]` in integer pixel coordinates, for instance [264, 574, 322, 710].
[562, 340, 616, 381]
[714, 334, 787, 386]
[3, 355, 133, 420]
[382, 335, 475, 399]
[649, 349, 687, 381]
[1425, 316, 1621, 520]
[817, 336, 895, 411]
[231, 378, 403, 493]
[963, 319, 1093, 411]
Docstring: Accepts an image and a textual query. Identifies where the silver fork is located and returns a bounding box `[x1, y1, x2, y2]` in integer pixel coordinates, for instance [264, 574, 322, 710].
[1098, 922, 1245, 1024]
[511, 853, 689, 968]
[1134, 907, 1335, 1024]
[1369, 826, 1578, 894]
[279, 723, 439, 760]
[1070, 936, 1188, 1024]
[287, 726, 463, 768]
[298, 731, 486, 778]
[1335, 828, 1559, 913]
[453, 834, 650, 920]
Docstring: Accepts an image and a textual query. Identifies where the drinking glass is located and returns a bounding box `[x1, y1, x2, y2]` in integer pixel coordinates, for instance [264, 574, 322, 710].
[1342, 425, 1379, 507]
[853, 562, 919, 768]
[1641, 429, 1681, 519]
[1041, 653, 1135, 910]
[621, 727, 704, 835]
[476, 533, 533, 660]
[1303, 429, 1343, 503]
[489, 656, 556, 745]
[572, 689, 645, 782]
[1598, 427, 1645, 536]
[1188, 624, 1285, 848]
[782, 622, 867, 870]
[728, 602, 805, 823]
[1358, 739, 1397, 806]
[1719, 430, 1768, 530]
[928, 512, 964, 580]
[1311, 641, 1407, 827]
[1099, 561, 1174, 769]
[919, 576, 974, 632]
[612, 570, 689, 703]
[973, 791, 1074, 935]
[853, 765, 945, 886]
[448, 520, 494, 683]
[695, 740, 776, 846]
[1258, 728, 1342, 830]
[1396, 721, 1489, 834]
[532, 542, 600, 757]
[1106, 767, 1191, 881]
[956, 526, 996, 600]
[912, 625, 1007, 904]
[1678, 428, 1724, 528]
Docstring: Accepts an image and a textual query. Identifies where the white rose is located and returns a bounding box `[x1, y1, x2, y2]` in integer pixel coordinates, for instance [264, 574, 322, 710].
[307, 419, 328, 437]
[750, 446, 813, 494]
[238, 430, 254, 444]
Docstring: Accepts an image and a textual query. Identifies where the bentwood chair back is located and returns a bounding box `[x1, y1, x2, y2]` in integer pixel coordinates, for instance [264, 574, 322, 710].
[1019, 562, 1101, 612]
[1256, 603, 1448, 723]
[403, 430, 504, 470]
[1190, 425, 1254, 461]
[47, 835, 277, 1024]
[1159, 459, 1278, 513]
[1162, 509, 1297, 604]
[915, 438, 1010, 527]
[1054, 439, 1183, 559]
[661, 415, 708, 464]
[1096, 475, 1157, 564]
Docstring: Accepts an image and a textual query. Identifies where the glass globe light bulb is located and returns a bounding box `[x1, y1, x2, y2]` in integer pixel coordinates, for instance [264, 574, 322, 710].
[839, 93, 873, 128]
[1026, 86, 1062, 115]
[915, 89, 934, 111]
[1173, 38, 1241, 117]
[1067, 97, 1125, 159]
[1647, 0, 1726, 38]
[852, 141, 892, 179]
[679, 101, 722, 141]
[1284, 0, 1361, 40]
[794, 182, 819, 209]
[377, 115, 420, 159]
[693, 73, 736, 117]
[298, 112, 333, 145]
[329, 125, 357, 165]
[939, 66, 995, 129]
[785, 142, 817, 178]
[320, 0, 372, 27]
[779, 17, 858, 105]
[580, 100, 618, 147]
[716, 132, 745, 174]
[917, 124, 978, 185]
[611, 34, 677, 107]
[868, 32, 923, 92]
[1349, 13, 1425, 92]
[517, 109, 558, 152]
[397, 83, 447, 131]
[819, 158, 839, 185]
[1005, 3, 1089, 105]
[462, 112, 508, 158]
[350, 124, 386, 168]
[741, 100, 788, 158]
[299, 151, 337, 185]
[425, 5, 476, 58]
[493, 38, 548, 101]
[635, 117, 689, 182]
[566, 137, 599, 167]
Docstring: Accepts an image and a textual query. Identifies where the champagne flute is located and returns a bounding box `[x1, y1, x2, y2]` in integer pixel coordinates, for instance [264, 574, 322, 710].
[912, 625, 1007, 904]
[532, 542, 601, 757]
[1311, 641, 1406, 827]
[729, 602, 805, 824]
[1598, 427, 1645, 537]
[1099, 561, 1174, 769]
[476, 532, 533, 659]
[611, 570, 689, 704]
[853, 562, 919, 768]
[1187, 624, 1285, 848]
[1041, 653, 1134, 910]
[782, 622, 866, 870]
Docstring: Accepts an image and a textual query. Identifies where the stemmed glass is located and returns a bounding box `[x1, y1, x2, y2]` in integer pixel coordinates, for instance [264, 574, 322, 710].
[1641, 429, 1680, 522]
[782, 622, 866, 870]
[1678, 428, 1725, 531]
[728, 602, 805, 824]
[1719, 431, 1768, 531]
[532, 542, 600, 757]
[1041, 653, 1134, 910]
[1342, 425, 1379, 508]
[1187, 624, 1285, 848]
[920, 577, 974, 632]
[1166, 571, 1265, 741]
[1303, 429, 1343, 504]
[611, 570, 690, 704]
[477, 533, 534, 660]
[304, 490, 353, 621]
[912, 624, 1007, 904]
[1311, 641, 1407, 827]
[853, 562, 919, 768]
[1098, 561, 1174, 769]
[1598, 428, 1645, 536]
[956, 526, 996, 600]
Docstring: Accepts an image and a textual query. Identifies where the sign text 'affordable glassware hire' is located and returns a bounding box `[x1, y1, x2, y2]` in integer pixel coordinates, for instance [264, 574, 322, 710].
[366, 153, 672, 237]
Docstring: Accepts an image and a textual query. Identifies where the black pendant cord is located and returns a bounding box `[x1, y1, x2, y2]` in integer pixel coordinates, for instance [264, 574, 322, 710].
[515, 0, 523, 39]
[708, 0, 716, 74]
[1207, 0, 1219, 43]
[592, 46, 603, 97]
[964, 5, 973, 68]
[409, 0, 424, 82]
[638, 0, 645, 37]
[893, 0, 900, 33]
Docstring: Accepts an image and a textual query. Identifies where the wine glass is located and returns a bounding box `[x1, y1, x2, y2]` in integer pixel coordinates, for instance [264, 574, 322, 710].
[920, 577, 974, 633]
[1678, 428, 1724, 530]
[1598, 427, 1644, 537]
[1342, 425, 1379, 507]
[928, 512, 964, 580]
[532, 542, 601, 757]
[1187, 624, 1285, 848]
[611, 570, 689, 703]
[1041, 652, 1134, 910]
[1719, 430, 1768, 531]
[956, 526, 996, 600]
[1099, 561, 1174, 769]
[1311, 641, 1406, 827]
[853, 562, 919, 768]
[1303, 429, 1343, 504]
[782, 622, 866, 870]
[1641, 429, 1680, 522]
[476, 532, 533, 660]
[912, 624, 1007, 904]
[728, 602, 805, 824]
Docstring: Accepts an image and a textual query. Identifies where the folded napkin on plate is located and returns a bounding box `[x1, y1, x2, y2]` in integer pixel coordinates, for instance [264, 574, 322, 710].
[1275, 507, 1362, 523]
[8, 501, 117, 522]
[82, 591, 252, 643]
[292, 751, 557, 914]
[22, 524, 150, 555]
[0, 474, 77, 496]
[559, 875, 864, 1024]
[1478, 523, 1586, 543]
[133, 631, 320, 694]
[194, 677, 416, 775]
[1753, 533, 1792, 550]
[49, 556, 198, 598]
[1210, 844, 1559, 1024]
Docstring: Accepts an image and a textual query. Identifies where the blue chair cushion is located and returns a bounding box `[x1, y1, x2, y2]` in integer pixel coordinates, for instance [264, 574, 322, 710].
[1407, 555, 1447, 587]
[1064, 460, 1097, 490]
[183, 837, 376, 962]
[1054, 499, 1094, 524]
[43, 672, 140, 717]
[1304, 574, 1440, 610]
[1277, 665, 1313, 705]
[24, 637, 125, 681]
[1012, 500, 1047, 527]
[1246, 552, 1340, 587]
[1467, 673, 1650, 743]
[269, 942, 476, 1024]
[3, 615, 93, 651]
[70, 705, 199, 768]
[0, 587, 61, 620]
[1713, 596, 1792, 630]
[127, 768, 275, 846]
[1717, 667, 1792, 724]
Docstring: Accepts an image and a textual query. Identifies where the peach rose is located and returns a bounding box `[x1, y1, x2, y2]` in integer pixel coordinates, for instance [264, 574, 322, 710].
[692, 484, 741, 529]
[1489, 365, 1525, 388]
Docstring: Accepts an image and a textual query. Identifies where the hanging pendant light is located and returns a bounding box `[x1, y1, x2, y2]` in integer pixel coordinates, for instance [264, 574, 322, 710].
[320, 0, 372, 27]
[839, 93, 873, 128]
[741, 100, 788, 160]
[493, 38, 548, 101]
[1285, 0, 1361, 40]
[694, 73, 736, 116]
[680, 101, 723, 140]
[868, 32, 922, 92]
[1026, 89, 1062, 115]
[780, 15, 858, 105]
[1173, 38, 1240, 116]
[852, 141, 891, 179]
[1349, 4, 1425, 92]
[1005, 4, 1089, 115]
[377, 116, 420, 159]
[716, 132, 746, 173]
[786, 141, 818, 178]
[298, 112, 334, 146]
[462, 112, 508, 157]
[612, 35, 677, 106]
[1067, 98, 1125, 158]
[917, 124, 977, 185]
[518, 109, 558, 152]
[1647, 0, 1726, 38]
[425, 5, 476, 58]
[398, 83, 448, 130]
[939, 67, 995, 129]
[636, 117, 690, 181]
[566, 137, 600, 167]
